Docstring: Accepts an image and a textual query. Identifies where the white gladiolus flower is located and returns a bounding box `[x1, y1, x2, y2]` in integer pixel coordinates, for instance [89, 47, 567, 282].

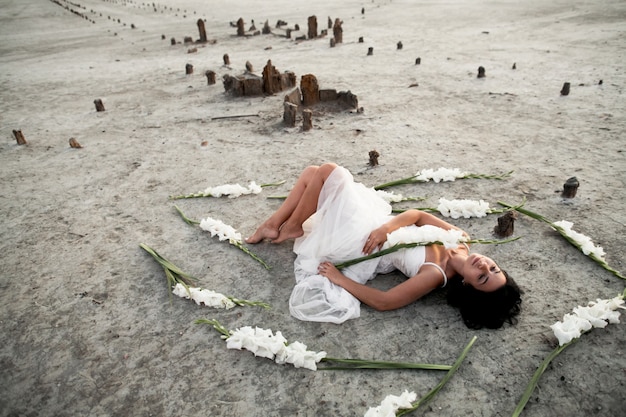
[550, 313, 592, 346]
[225, 326, 327, 370]
[437, 198, 490, 218]
[415, 167, 465, 183]
[202, 181, 262, 198]
[199, 217, 242, 243]
[552, 220, 606, 260]
[364, 390, 417, 417]
[551, 294, 625, 345]
[375, 189, 404, 203]
[387, 224, 467, 249]
[172, 283, 236, 309]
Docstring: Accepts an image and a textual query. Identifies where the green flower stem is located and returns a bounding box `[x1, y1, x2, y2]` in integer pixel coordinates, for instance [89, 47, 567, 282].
[196, 318, 232, 338]
[373, 171, 513, 190]
[511, 341, 574, 417]
[392, 206, 520, 215]
[232, 242, 271, 270]
[397, 336, 478, 416]
[319, 358, 451, 371]
[140, 243, 197, 287]
[228, 297, 271, 309]
[334, 237, 520, 270]
[174, 204, 200, 225]
[373, 176, 421, 190]
[174, 206, 271, 270]
[498, 201, 624, 279]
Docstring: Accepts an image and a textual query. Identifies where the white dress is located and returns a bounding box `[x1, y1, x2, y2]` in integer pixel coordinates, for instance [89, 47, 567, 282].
[288, 166, 440, 324]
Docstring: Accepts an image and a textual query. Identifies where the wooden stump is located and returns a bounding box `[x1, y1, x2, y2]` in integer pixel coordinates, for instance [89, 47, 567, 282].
[301, 74, 320, 106]
[302, 109, 313, 131]
[262, 20, 271, 34]
[328, 16, 332, 29]
[185, 63, 193, 74]
[236, 18, 245, 36]
[94, 99, 105, 112]
[367, 47, 373, 56]
[12, 129, 27, 145]
[493, 211, 517, 238]
[197, 19, 207, 42]
[477, 66, 486, 78]
[183, 36, 193, 44]
[415, 57, 421, 65]
[307, 15, 317, 39]
[330, 38, 336, 47]
[319, 89, 337, 102]
[397, 41, 403, 50]
[170, 37, 176, 45]
[338, 91, 359, 109]
[333, 18, 343, 43]
[69, 137, 82, 148]
[262, 60, 281, 94]
[560, 82, 570, 96]
[358, 36, 363, 43]
[512, 62, 516, 70]
[205, 70, 216, 85]
[368, 150, 380, 166]
[223, 54, 230, 65]
[284, 87, 301, 105]
[562, 177, 579, 198]
[245, 61, 253, 72]
[283, 102, 297, 127]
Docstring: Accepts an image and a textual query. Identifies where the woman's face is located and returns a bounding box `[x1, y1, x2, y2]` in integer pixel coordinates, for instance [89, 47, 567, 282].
[462, 253, 507, 292]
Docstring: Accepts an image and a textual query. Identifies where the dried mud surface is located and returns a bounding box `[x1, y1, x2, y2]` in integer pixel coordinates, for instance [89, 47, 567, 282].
[1, 0, 625, 416]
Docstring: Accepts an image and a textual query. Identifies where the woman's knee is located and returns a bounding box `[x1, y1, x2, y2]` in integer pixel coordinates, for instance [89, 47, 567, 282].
[318, 163, 337, 180]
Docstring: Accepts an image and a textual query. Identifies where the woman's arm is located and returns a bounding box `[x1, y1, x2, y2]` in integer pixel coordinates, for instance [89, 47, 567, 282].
[318, 261, 443, 311]
[363, 209, 468, 254]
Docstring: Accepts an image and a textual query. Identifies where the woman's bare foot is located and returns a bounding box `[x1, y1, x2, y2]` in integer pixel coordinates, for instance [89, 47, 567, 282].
[272, 224, 304, 244]
[245, 223, 280, 244]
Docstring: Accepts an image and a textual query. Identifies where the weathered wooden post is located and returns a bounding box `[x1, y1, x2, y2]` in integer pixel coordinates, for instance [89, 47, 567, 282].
[223, 54, 230, 65]
[302, 109, 313, 131]
[330, 38, 336, 47]
[477, 66, 485, 78]
[262, 20, 271, 34]
[69, 137, 82, 148]
[369, 150, 380, 166]
[205, 70, 216, 85]
[236, 18, 245, 36]
[333, 18, 343, 43]
[367, 47, 373, 56]
[301, 74, 319, 106]
[397, 41, 403, 50]
[307, 15, 317, 39]
[94, 99, 105, 112]
[245, 61, 253, 72]
[12, 129, 27, 145]
[185, 63, 193, 74]
[415, 57, 421, 65]
[283, 102, 297, 127]
[262, 60, 283, 95]
[493, 211, 517, 238]
[560, 82, 570, 96]
[562, 177, 579, 198]
[170, 37, 176, 45]
[197, 19, 207, 42]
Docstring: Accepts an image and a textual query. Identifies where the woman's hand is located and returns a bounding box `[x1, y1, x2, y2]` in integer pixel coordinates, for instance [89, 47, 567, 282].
[318, 261, 344, 285]
[363, 226, 388, 255]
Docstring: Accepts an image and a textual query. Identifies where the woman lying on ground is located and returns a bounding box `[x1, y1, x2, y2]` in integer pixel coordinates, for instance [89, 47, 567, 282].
[246, 163, 522, 329]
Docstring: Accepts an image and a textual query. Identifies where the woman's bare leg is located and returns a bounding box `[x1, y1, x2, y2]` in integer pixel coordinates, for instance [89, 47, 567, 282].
[245, 163, 337, 244]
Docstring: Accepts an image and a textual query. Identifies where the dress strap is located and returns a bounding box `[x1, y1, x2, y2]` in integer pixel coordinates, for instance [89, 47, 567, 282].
[422, 262, 448, 288]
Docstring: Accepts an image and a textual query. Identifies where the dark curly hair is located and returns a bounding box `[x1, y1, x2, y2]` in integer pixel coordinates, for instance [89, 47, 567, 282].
[446, 270, 522, 329]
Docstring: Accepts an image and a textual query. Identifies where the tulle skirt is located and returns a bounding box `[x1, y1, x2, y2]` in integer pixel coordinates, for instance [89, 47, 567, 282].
[289, 166, 393, 323]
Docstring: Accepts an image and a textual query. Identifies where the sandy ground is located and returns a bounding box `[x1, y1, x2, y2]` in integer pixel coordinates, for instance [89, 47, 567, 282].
[1, 0, 625, 416]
